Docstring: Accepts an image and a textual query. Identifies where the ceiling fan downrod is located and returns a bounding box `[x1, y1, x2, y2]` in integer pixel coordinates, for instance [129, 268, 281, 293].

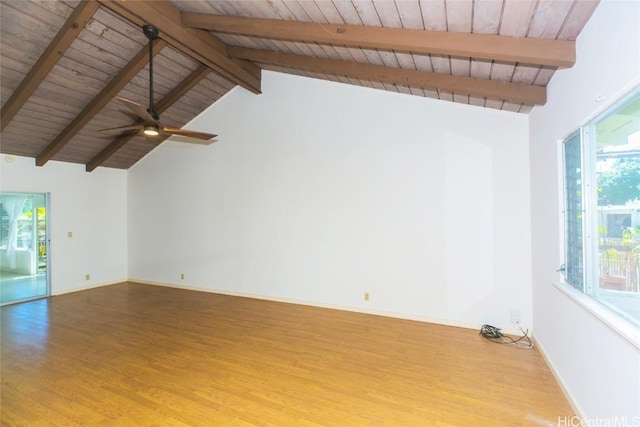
[142, 24, 159, 121]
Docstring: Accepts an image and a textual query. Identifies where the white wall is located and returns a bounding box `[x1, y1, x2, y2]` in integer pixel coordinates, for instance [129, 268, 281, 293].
[529, 0, 640, 419]
[0, 156, 128, 294]
[129, 71, 530, 330]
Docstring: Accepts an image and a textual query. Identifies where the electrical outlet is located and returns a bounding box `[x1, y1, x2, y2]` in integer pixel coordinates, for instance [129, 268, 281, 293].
[180, 273, 184, 280]
[510, 309, 521, 324]
[85, 274, 90, 281]
[364, 292, 370, 301]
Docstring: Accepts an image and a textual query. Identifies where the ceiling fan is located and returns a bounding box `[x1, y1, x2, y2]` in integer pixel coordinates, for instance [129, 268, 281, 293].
[102, 24, 216, 144]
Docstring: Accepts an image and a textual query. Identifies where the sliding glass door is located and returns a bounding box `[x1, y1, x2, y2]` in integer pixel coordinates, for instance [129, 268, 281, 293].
[0, 192, 49, 305]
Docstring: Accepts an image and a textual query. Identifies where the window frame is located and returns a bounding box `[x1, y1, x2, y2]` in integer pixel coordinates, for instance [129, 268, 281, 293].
[558, 86, 640, 350]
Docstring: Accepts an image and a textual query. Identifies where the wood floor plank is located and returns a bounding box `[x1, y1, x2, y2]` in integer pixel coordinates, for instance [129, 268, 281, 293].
[0, 282, 573, 426]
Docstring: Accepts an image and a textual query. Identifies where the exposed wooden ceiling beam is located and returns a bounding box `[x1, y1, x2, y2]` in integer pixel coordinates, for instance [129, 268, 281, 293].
[182, 13, 575, 69]
[97, 0, 261, 94]
[86, 65, 211, 172]
[86, 131, 140, 171]
[228, 47, 547, 106]
[36, 40, 167, 167]
[1, 0, 100, 132]
[155, 66, 210, 113]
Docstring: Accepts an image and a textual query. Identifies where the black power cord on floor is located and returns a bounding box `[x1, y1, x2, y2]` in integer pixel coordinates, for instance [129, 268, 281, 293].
[479, 324, 533, 349]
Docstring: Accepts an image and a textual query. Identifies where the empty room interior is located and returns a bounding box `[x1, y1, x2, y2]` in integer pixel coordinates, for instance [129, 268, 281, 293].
[1, 0, 639, 425]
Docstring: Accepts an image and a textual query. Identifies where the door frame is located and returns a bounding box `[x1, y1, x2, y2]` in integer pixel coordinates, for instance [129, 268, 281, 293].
[0, 191, 51, 305]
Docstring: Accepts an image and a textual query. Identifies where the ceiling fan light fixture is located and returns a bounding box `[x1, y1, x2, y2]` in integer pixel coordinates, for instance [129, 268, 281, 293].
[143, 124, 159, 136]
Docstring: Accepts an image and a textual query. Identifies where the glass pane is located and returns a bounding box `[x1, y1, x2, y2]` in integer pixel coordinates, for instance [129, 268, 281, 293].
[595, 94, 640, 325]
[0, 193, 48, 304]
[565, 132, 584, 290]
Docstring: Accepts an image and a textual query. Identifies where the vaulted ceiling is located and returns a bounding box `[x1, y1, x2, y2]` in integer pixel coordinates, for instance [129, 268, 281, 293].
[0, 0, 599, 171]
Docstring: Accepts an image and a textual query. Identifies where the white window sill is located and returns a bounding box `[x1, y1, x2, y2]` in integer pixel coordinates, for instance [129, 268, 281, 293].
[553, 281, 640, 351]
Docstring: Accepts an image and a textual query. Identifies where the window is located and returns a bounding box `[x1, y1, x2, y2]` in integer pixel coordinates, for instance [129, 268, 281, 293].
[562, 89, 640, 327]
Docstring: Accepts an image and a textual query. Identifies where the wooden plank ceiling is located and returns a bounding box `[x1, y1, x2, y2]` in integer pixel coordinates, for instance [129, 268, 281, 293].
[0, 0, 599, 171]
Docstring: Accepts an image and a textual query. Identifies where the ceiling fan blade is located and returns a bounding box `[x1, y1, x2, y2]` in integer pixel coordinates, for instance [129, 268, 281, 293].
[115, 97, 159, 125]
[161, 126, 217, 144]
[99, 124, 142, 135]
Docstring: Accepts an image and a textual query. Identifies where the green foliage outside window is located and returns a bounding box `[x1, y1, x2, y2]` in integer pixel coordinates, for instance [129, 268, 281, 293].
[597, 158, 640, 206]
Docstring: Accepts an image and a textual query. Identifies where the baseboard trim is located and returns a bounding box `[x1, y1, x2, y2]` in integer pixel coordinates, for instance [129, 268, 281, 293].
[53, 279, 125, 296]
[128, 278, 525, 335]
[531, 334, 583, 418]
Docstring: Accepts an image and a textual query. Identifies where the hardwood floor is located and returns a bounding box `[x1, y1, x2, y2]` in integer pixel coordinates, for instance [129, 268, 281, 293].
[1, 282, 573, 426]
